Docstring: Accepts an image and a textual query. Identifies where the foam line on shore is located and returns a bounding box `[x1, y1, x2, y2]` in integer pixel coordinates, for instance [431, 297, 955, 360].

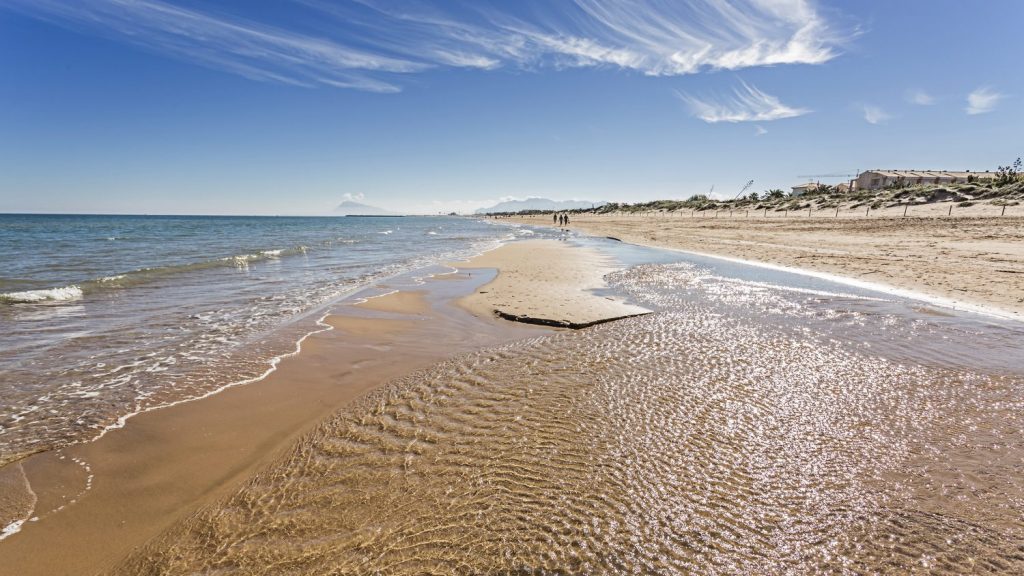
[0, 463, 37, 542]
[87, 312, 335, 445]
[3, 311, 337, 543]
[347, 290, 400, 306]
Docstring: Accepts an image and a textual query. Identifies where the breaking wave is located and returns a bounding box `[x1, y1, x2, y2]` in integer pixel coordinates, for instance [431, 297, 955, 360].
[0, 285, 84, 304]
[0, 246, 318, 304]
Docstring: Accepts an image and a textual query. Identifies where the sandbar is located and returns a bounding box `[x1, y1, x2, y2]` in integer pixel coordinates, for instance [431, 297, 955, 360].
[452, 239, 651, 328]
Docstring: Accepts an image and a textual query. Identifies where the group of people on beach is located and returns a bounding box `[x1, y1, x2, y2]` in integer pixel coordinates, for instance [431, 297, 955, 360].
[554, 213, 570, 226]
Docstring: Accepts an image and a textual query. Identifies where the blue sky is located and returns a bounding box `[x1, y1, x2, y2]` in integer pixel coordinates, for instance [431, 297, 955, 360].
[1, 0, 1021, 215]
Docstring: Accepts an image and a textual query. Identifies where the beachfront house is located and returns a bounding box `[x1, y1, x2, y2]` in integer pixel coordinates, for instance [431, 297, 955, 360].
[790, 182, 819, 196]
[853, 170, 996, 190]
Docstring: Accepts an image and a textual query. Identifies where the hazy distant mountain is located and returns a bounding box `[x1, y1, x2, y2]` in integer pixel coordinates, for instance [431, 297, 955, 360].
[333, 200, 397, 216]
[475, 198, 604, 214]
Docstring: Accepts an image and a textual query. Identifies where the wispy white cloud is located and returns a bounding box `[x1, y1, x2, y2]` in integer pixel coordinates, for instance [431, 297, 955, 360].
[863, 105, 890, 125]
[754, 125, 768, 136]
[677, 81, 810, 123]
[966, 86, 1004, 115]
[906, 89, 934, 105]
[2, 0, 423, 92]
[4, 0, 847, 91]
[341, 192, 365, 202]
[561, 0, 840, 74]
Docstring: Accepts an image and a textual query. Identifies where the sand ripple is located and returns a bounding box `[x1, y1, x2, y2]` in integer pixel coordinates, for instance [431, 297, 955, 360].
[117, 264, 1024, 574]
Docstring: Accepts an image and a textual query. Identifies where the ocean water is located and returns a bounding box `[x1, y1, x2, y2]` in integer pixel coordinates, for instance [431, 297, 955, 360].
[116, 237, 1024, 575]
[0, 214, 543, 466]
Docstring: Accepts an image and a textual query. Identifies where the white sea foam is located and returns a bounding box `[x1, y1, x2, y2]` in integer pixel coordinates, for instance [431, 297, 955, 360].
[1, 519, 25, 541]
[0, 285, 84, 304]
[0, 462, 37, 542]
[98, 274, 126, 283]
[88, 312, 336, 444]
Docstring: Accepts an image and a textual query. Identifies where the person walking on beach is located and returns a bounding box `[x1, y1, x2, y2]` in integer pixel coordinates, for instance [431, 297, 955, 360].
[553, 213, 558, 225]
[564, 214, 570, 225]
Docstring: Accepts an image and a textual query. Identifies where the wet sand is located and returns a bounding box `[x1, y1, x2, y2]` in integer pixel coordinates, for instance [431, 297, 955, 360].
[509, 212, 1024, 318]
[110, 237, 1024, 574]
[0, 271, 547, 575]
[354, 290, 432, 315]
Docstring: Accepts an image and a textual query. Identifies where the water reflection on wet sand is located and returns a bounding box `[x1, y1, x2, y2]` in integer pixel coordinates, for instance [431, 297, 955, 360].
[119, 261, 1024, 574]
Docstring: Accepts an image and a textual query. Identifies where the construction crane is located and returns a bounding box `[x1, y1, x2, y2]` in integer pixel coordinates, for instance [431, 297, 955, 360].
[797, 172, 858, 180]
[732, 179, 754, 200]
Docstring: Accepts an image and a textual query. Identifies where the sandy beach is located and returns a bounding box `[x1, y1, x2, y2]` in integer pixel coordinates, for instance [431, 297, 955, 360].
[0, 239, 641, 574]
[512, 211, 1024, 319]
[102, 236, 1024, 574]
[3, 236, 1023, 574]
[8, 1, 1024, 572]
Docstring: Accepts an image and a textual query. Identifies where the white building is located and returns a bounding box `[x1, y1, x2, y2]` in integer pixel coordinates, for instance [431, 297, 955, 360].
[790, 182, 819, 196]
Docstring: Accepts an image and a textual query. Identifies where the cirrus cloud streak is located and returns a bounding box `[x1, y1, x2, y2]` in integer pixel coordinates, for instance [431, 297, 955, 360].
[677, 81, 810, 123]
[3, 0, 846, 92]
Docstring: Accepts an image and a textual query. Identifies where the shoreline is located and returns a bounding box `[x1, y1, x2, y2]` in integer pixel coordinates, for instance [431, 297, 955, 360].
[506, 213, 1024, 321]
[0, 256, 554, 575]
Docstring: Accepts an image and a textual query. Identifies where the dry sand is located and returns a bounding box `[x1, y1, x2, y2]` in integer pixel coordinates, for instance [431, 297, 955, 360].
[453, 240, 650, 328]
[509, 212, 1024, 319]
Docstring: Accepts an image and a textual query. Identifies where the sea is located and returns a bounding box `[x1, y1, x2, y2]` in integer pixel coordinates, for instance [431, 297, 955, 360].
[0, 214, 546, 468]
